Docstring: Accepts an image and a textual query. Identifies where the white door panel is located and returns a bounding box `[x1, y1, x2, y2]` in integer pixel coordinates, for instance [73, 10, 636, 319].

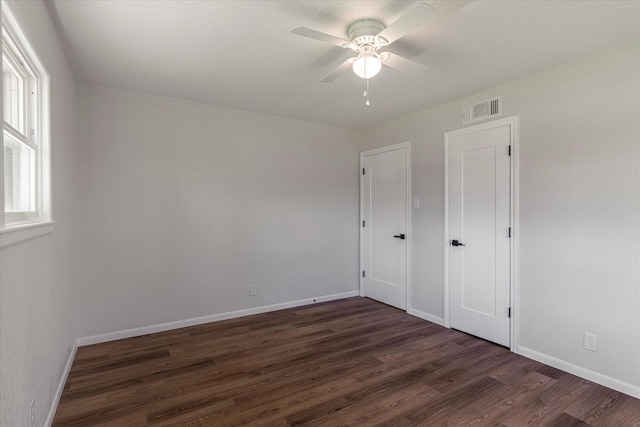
[448, 123, 511, 347]
[361, 145, 408, 310]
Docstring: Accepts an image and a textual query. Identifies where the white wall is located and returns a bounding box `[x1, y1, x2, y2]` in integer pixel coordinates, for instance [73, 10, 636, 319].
[76, 84, 360, 338]
[0, 1, 78, 426]
[360, 42, 640, 392]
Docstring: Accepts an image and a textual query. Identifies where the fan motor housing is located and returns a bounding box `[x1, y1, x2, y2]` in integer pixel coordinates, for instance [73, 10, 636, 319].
[348, 19, 386, 45]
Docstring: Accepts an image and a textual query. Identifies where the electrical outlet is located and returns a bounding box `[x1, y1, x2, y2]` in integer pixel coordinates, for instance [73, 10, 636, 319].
[584, 332, 598, 352]
[249, 285, 257, 296]
[30, 398, 35, 427]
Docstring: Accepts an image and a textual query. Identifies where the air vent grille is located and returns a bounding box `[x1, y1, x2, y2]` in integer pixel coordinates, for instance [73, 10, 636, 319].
[462, 96, 502, 124]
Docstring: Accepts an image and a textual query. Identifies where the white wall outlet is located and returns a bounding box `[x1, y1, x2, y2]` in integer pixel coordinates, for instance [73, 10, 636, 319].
[584, 332, 598, 352]
[249, 285, 257, 296]
[30, 398, 35, 427]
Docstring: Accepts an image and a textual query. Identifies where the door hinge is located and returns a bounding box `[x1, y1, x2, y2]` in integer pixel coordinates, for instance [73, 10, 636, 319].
[362, 168, 365, 175]
[508, 145, 511, 156]
[362, 271, 365, 278]
[508, 227, 511, 238]
[362, 220, 365, 227]
[508, 307, 512, 318]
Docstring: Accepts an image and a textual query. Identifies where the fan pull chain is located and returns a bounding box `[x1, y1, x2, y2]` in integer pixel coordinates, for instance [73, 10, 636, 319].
[364, 53, 370, 106]
[365, 78, 370, 106]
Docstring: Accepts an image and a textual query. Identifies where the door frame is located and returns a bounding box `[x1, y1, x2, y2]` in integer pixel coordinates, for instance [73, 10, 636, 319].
[360, 141, 412, 312]
[444, 116, 519, 352]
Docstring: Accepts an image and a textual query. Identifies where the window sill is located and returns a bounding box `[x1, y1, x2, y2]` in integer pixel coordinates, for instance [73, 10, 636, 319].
[0, 220, 55, 248]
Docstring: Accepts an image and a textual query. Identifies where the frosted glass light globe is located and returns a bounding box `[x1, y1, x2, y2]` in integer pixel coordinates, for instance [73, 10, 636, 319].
[352, 55, 382, 79]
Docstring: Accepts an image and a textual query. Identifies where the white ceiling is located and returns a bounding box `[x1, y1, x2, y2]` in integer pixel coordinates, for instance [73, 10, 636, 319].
[48, 0, 639, 130]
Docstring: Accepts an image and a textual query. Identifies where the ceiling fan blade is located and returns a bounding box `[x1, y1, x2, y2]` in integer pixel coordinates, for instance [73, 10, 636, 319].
[291, 27, 352, 48]
[376, 2, 437, 45]
[321, 58, 354, 82]
[383, 53, 427, 75]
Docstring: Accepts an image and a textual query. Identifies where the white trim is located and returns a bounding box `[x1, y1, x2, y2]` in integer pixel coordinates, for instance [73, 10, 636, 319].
[359, 141, 412, 158]
[359, 141, 412, 312]
[39, 73, 52, 220]
[1, 2, 52, 228]
[509, 116, 520, 352]
[408, 308, 444, 326]
[407, 144, 412, 313]
[443, 133, 450, 327]
[45, 343, 77, 427]
[518, 346, 640, 399]
[0, 23, 4, 230]
[443, 116, 519, 351]
[0, 220, 54, 247]
[77, 291, 359, 347]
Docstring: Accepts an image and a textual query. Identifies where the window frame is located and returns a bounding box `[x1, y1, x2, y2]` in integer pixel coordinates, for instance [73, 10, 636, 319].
[0, 3, 53, 247]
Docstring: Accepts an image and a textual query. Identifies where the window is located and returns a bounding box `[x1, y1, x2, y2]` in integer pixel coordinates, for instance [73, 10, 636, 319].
[1, 4, 51, 242]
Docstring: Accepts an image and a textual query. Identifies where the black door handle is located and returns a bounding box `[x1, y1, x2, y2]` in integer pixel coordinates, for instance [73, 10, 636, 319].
[393, 234, 405, 240]
[451, 239, 466, 247]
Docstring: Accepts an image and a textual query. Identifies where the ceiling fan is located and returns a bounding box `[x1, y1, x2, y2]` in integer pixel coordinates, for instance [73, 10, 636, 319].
[291, 2, 437, 84]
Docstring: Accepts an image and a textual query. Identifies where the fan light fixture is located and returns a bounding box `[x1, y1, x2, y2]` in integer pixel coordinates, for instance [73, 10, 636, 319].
[291, 4, 437, 106]
[352, 46, 382, 79]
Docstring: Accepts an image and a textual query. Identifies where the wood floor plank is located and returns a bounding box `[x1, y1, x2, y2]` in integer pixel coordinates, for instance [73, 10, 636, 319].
[53, 297, 640, 426]
[491, 373, 594, 426]
[403, 375, 507, 425]
[564, 385, 640, 426]
[547, 412, 592, 427]
[445, 370, 557, 425]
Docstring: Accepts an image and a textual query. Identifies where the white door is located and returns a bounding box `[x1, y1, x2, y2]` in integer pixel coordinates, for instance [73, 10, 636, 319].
[361, 143, 409, 310]
[447, 120, 513, 347]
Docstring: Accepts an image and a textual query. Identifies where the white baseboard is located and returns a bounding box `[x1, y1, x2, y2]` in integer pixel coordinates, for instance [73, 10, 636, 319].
[77, 291, 360, 347]
[408, 308, 445, 326]
[518, 346, 640, 399]
[45, 343, 77, 427]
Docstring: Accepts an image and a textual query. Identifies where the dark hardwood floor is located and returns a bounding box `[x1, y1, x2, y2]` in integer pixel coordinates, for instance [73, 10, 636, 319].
[53, 297, 639, 426]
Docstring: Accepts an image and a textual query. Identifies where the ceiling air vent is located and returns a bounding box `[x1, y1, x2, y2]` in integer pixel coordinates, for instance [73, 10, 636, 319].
[462, 96, 501, 124]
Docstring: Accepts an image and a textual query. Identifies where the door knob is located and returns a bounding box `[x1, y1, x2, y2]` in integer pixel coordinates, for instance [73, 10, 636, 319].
[451, 239, 465, 247]
[393, 234, 406, 240]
